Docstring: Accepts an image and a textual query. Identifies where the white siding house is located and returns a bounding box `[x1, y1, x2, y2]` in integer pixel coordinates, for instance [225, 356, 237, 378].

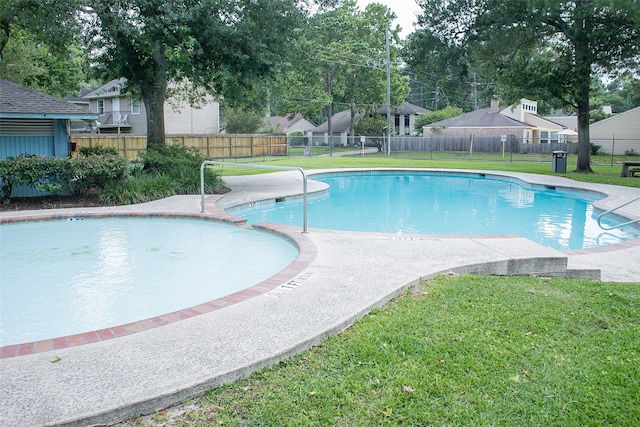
[82, 78, 220, 135]
[589, 106, 640, 155]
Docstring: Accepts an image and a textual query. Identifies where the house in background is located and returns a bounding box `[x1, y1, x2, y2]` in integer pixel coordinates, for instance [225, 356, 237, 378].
[499, 99, 566, 143]
[311, 109, 363, 146]
[379, 101, 432, 136]
[262, 113, 316, 134]
[0, 79, 97, 196]
[80, 78, 220, 134]
[544, 111, 578, 143]
[589, 105, 640, 155]
[423, 98, 567, 143]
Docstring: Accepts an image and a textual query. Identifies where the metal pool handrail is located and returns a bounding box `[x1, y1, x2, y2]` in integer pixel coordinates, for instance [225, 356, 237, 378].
[596, 195, 640, 231]
[200, 161, 308, 233]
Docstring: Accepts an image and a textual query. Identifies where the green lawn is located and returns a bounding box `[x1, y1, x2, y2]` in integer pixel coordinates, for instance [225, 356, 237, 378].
[211, 151, 640, 188]
[131, 275, 640, 426]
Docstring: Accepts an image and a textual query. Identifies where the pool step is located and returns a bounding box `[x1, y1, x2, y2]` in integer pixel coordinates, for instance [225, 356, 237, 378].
[450, 257, 601, 281]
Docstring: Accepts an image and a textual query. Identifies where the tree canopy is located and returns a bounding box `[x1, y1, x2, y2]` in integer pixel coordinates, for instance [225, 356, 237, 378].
[0, 0, 88, 97]
[415, 0, 640, 172]
[268, 0, 409, 143]
[83, 0, 303, 147]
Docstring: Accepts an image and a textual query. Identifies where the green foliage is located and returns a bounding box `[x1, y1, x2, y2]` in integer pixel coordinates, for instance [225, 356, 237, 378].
[589, 108, 611, 124]
[98, 172, 176, 205]
[415, 106, 464, 129]
[86, 0, 303, 146]
[287, 130, 307, 147]
[0, 143, 225, 205]
[78, 145, 119, 157]
[625, 149, 639, 157]
[0, 155, 70, 199]
[0, 0, 87, 97]
[109, 142, 227, 205]
[413, 0, 640, 173]
[403, 30, 483, 110]
[69, 154, 130, 194]
[139, 143, 207, 173]
[0, 153, 131, 199]
[590, 143, 602, 155]
[270, 1, 409, 134]
[221, 107, 265, 134]
[354, 113, 388, 136]
[98, 162, 225, 206]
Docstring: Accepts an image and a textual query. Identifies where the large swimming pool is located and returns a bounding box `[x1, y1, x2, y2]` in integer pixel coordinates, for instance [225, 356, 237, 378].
[0, 216, 298, 347]
[235, 171, 640, 251]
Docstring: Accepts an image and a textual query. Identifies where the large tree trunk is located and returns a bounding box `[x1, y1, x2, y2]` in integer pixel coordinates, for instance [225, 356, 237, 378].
[573, 0, 593, 173]
[326, 64, 333, 154]
[140, 40, 167, 148]
[575, 76, 592, 173]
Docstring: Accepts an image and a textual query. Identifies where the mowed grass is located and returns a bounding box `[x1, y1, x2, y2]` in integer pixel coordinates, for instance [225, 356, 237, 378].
[211, 151, 640, 188]
[130, 275, 640, 426]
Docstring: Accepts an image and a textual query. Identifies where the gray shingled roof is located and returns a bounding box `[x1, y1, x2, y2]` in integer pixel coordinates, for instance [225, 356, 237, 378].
[265, 113, 311, 130]
[314, 109, 363, 133]
[0, 79, 97, 119]
[429, 108, 528, 128]
[83, 78, 126, 99]
[378, 101, 432, 115]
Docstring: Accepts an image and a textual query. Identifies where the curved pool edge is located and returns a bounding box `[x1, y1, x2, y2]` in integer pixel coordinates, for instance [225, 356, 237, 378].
[0, 210, 316, 359]
[1, 172, 639, 427]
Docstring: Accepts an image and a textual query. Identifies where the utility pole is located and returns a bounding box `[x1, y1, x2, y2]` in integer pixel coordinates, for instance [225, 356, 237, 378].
[473, 73, 478, 110]
[386, 26, 391, 156]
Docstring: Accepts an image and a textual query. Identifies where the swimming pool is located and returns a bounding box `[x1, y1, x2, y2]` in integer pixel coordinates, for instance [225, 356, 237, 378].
[235, 171, 640, 251]
[0, 216, 298, 347]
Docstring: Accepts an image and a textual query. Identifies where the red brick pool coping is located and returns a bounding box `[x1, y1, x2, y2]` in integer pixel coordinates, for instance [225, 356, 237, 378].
[0, 210, 316, 359]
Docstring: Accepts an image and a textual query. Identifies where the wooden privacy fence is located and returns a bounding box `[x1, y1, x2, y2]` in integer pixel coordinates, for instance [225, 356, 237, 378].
[70, 134, 288, 159]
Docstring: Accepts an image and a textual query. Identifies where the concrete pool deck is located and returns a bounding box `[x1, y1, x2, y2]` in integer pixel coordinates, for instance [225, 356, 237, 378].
[1, 169, 639, 426]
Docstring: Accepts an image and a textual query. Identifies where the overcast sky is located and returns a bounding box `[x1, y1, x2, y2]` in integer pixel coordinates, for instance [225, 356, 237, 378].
[357, 0, 421, 38]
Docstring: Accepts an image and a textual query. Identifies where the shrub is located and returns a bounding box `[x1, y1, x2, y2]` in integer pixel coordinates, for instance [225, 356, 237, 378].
[590, 143, 602, 155]
[98, 166, 225, 205]
[221, 107, 265, 134]
[99, 172, 176, 205]
[138, 143, 207, 173]
[78, 145, 118, 157]
[0, 152, 130, 200]
[70, 154, 130, 194]
[0, 155, 72, 199]
[288, 130, 306, 147]
[624, 149, 639, 156]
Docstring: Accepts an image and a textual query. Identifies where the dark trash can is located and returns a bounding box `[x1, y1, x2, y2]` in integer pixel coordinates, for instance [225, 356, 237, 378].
[552, 150, 567, 173]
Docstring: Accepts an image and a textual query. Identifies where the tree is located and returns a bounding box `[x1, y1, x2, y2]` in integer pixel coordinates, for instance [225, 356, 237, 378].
[0, 0, 88, 97]
[221, 107, 264, 134]
[415, 105, 463, 131]
[85, 0, 303, 148]
[271, 1, 408, 148]
[402, 30, 492, 111]
[416, 0, 640, 173]
[338, 3, 409, 145]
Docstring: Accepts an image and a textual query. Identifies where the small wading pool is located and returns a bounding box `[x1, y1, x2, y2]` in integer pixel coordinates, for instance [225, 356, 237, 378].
[0, 216, 299, 347]
[235, 171, 640, 251]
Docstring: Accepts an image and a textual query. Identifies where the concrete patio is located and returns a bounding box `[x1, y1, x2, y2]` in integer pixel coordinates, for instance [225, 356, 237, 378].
[1, 169, 638, 426]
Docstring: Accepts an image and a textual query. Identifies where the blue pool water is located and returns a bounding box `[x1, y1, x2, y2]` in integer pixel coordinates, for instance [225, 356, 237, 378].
[0, 217, 298, 346]
[235, 171, 640, 251]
